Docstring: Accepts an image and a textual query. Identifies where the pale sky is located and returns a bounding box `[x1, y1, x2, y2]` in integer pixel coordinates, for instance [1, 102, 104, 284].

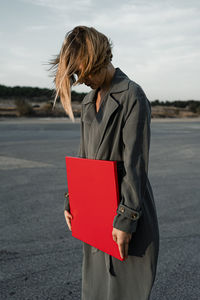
[1, 0, 200, 101]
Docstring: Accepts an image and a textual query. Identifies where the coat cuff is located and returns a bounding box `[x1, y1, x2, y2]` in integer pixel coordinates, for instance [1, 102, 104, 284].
[112, 204, 142, 233]
[64, 192, 70, 212]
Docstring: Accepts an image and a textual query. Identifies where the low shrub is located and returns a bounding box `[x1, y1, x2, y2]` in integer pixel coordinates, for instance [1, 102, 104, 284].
[41, 101, 53, 112]
[14, 99, 34, 116]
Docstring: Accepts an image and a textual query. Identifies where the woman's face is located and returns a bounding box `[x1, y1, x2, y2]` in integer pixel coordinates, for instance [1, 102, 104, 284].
[75, 66, 107, 90]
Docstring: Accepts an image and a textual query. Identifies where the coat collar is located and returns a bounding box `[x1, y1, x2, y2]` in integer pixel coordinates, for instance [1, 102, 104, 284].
[82, 67, 130, 105]
[81, 68, 130, 159]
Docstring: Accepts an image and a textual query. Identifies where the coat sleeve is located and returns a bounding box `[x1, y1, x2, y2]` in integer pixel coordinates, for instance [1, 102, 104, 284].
[113, 85, 151, 233]
[64, 105, 86, 212]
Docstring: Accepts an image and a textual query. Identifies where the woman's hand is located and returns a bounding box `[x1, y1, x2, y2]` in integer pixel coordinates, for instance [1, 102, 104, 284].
[112, 228, 132, 260]
[64, 210, 73, 231]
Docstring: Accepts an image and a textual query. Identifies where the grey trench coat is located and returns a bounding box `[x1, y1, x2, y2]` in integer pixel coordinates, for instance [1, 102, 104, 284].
[64, 68, 159, 300]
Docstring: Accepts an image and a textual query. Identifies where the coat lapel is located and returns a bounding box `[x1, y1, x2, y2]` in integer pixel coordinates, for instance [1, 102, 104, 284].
[92, 94, 120, 158]
[82, 89, 97, 124]
[82, 68, 130, 159]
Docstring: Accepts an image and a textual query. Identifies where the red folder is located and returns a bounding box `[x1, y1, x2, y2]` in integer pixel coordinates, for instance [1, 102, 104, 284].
[65, 156, 123, 261]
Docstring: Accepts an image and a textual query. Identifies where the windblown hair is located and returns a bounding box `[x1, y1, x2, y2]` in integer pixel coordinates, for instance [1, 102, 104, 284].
[48, 26, 113, 122]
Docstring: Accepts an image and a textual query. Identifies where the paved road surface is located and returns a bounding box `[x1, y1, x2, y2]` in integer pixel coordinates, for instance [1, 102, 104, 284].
[0, 118, 199, 300]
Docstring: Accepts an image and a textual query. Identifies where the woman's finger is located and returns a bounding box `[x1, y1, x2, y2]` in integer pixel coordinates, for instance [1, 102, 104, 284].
[64, 210, 73, 219]
[112, 234, 117, 243]
[118, 242, 125, 259]
[64, 210, 72, 231]
[66, 217, 72, 231]
[66, 218, 72, 231]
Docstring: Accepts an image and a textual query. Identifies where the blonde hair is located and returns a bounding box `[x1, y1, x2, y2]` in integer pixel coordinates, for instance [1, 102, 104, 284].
[48, 26, 113, 122]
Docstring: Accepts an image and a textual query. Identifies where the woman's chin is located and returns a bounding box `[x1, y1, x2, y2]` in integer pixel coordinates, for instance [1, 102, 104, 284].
[88, 84, 96, 90]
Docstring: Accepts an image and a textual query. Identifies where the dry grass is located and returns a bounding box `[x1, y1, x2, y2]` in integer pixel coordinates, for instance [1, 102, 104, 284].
[151, 105, 199, 118]
[0, 100, 199, 119]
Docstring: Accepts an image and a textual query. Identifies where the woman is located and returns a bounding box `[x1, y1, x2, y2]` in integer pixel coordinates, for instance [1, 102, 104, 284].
[49, 26, 159, 300]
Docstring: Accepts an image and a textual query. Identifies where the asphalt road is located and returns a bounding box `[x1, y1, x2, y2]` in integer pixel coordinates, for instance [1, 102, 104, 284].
[0, 118, 200, 300]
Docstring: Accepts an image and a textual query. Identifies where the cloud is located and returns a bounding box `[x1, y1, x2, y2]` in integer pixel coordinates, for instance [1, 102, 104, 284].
[4, 0, 200, 99]
[25, 25, 49, 32]
[9, 46, 33, 59]
[20, 0, 93, 13]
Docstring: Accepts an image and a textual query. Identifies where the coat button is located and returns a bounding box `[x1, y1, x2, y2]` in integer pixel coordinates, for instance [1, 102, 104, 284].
[119, 206, 125, 213]
[132, 213, 138, 219]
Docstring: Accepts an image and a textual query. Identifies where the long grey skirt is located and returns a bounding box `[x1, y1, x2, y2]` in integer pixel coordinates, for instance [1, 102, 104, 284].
[81, 241, 157, 300]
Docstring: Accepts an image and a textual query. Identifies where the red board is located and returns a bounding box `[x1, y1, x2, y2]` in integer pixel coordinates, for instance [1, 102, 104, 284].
[65, 156, 123, 261]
